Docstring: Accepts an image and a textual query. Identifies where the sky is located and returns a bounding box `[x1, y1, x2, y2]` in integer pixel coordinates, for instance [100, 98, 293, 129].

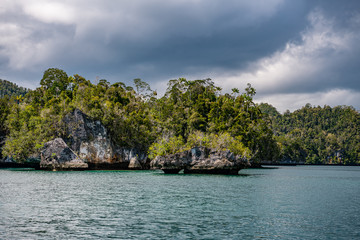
[1, 0, 360, 112]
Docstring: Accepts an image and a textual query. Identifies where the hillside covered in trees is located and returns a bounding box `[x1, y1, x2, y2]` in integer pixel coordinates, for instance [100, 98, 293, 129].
[259, 103, 360, 165]
[0, 79, 28, 98]
[0, 68, 359, 165]
[0, 68, 277, 164]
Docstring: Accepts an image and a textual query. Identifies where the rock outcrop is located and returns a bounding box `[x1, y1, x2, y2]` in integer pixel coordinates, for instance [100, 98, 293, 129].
[40, 138, 88, 170]
[128, 157, 142, 169]
[185, 147, 249, 174]
[111, 147, 148, 170]
[63, 109, 148, 170]
[63, 109, 113, 165]
[150, 146, 249, 175]
[150, 151, 190, 174]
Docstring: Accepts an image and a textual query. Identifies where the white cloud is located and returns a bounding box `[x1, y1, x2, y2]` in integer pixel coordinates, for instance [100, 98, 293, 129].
[215, 9, 360, 111]
[0, 23, 38, 69]
[256, 89, 360, 113]
[22, 1, 75, 24]
[0, 21, 74, 70]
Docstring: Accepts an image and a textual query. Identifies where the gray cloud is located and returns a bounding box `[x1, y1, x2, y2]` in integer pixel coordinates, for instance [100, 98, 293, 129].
[215, 4, 360, 111]
[0, 0, 359, 111]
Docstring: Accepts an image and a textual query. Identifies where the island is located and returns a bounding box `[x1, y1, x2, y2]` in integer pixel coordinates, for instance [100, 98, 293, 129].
[0, 68, 359, 172]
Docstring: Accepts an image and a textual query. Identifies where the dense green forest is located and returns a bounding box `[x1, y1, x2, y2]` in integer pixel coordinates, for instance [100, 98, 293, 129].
[0, 68, 277, 163]
[0, 68, 359, 165]
[0, 79, 28, 98]
[0, 79, 28, 159]
[259, 103, 360, 165]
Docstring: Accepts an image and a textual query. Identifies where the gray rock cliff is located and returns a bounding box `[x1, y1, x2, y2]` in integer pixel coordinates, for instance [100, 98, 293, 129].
[63, 109, 148, 169]
[150, 151, 190, 174]
[185, 147, 249, 174]
[40, 138, 88, 170]
[150, 146, 249, 174]
[63, 109, 113, 164]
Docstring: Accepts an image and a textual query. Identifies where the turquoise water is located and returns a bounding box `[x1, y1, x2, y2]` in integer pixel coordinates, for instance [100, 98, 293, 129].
[0, 166, 359, 239]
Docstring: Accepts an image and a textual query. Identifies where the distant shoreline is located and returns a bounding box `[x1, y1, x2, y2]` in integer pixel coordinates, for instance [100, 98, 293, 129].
[1, 162, 359, 170]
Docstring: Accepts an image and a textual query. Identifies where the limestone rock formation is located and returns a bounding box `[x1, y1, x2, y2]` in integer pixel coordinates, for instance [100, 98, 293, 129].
[63, 109, 113, 165]
[112, 147, 148, 169]
[63, 109, 148, 169]
[150, 151, 190, 174]
[150, 147, 249, 175]
[40, 138, 88, 170]
[128, 157, 142, 169]
[185, 147, 249, 174]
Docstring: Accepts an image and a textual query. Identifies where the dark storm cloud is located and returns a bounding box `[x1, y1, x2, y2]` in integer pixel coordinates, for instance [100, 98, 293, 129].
[93, 0, 310, 78]
[0, 0, 307, 80]
[1, 0, 360, 111]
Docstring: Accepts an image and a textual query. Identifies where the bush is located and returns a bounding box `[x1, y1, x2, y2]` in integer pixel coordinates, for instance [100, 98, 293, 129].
[148, 131, 251, 159]
[148, 135, 186, 159]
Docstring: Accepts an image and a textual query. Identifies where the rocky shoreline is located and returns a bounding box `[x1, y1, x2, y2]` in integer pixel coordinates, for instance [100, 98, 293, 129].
[39, 109, 150, 171]
[0, 109, 249, 174]
[150, 146, 249, 175]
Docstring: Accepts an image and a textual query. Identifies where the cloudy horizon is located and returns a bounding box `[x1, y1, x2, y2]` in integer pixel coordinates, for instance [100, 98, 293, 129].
[1, 0, 359, 112]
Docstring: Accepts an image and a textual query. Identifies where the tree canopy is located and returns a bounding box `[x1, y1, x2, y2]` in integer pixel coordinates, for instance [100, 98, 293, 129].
[0, 68, 359, 165]
[258, 103, 360, 165]
[0, 79, 28, 98]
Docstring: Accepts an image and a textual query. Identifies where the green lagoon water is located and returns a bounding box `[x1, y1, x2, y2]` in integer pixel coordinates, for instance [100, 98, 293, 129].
[0, 166, 359, 239]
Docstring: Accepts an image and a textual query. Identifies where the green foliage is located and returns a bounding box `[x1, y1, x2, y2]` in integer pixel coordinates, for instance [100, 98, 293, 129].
[148, 135, 186, 159]
[2, 68, 358, 165]
[148, 132, 250, 159]
[4, 71, 277, 161]
[0, 97, 10, 159]
[0, 79, 28, 98]
[0, 97, 10, 133]
[40, 68, 69, 93]
[186, 131, 250, 157]
[3, 103, 62, 162]
[2, 69, 160, 161]
[259, 103, 360, 165]
[149, 78, 275, 161]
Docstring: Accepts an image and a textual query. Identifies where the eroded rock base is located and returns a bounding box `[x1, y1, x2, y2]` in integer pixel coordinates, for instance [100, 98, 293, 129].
[151, 147, 249, 175]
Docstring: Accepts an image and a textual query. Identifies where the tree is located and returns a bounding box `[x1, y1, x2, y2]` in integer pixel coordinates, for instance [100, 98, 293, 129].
[40, 68, 69, 96]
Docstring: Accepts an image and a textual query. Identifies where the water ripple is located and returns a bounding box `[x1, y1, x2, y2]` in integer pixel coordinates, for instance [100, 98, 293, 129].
[0, 167, 359, 239]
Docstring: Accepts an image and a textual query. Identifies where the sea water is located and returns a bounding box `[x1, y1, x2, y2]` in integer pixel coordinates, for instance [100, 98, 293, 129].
[0, 166, 359, 239]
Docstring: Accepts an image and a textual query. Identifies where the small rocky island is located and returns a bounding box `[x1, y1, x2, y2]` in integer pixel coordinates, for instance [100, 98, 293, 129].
[150, 146, 249, 174]
[36, 109, 249, 174]
[2, 69, 359, 171]
[0, 108, 249, 174]
[40, 109, 148, 171]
